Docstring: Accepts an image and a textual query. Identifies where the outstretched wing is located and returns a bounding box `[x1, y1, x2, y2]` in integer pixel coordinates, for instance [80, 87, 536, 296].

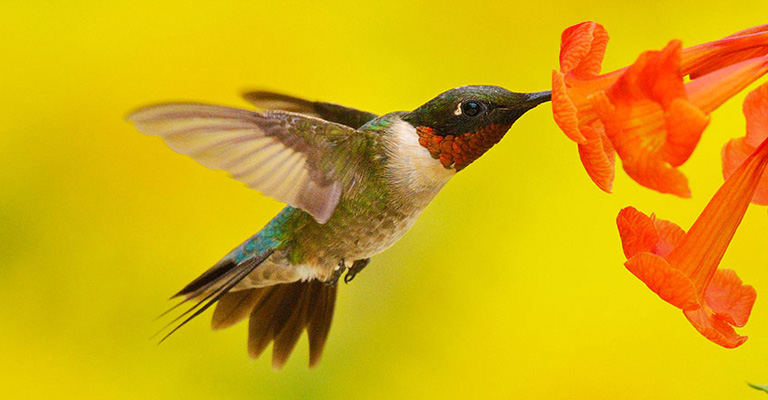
[128, 104, 359, 223]
[243, 91, 379, 129]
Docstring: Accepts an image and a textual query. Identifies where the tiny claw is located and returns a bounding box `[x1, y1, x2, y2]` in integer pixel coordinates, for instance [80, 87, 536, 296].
[344, 258, 371, 284]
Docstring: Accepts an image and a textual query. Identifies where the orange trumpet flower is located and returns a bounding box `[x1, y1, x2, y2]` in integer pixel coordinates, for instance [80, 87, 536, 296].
[616, 121, 768, 347]
[553, 22, 768, 195]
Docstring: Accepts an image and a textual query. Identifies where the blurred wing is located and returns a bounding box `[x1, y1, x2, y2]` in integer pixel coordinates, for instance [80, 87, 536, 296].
[243, 91, 379, 129]
[128, 104, 357, 223]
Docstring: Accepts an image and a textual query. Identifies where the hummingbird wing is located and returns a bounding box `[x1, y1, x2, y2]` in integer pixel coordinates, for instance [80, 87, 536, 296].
[128, 105, 364, 223]
[242, 91, 379, 129]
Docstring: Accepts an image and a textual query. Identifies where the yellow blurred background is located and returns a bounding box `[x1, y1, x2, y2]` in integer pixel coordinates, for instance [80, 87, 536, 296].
[2, 1, 768, 399]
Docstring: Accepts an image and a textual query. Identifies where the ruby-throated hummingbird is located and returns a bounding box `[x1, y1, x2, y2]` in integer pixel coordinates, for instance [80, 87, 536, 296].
[128, 85, 550, 368]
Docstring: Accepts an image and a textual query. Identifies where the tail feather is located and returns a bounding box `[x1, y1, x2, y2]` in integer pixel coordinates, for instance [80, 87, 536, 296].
[211, 288, 264, 330]
[213, 280, 338, 369]
[247, 284, 295, 360]
[271, 284, 313, 369]
[307, 282, 336, 367]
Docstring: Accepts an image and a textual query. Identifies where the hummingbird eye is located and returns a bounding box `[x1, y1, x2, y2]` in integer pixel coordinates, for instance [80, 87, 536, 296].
[460, 101, 484, 117]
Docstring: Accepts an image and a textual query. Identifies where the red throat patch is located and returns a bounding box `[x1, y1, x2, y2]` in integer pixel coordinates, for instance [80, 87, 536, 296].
[416, 124, 511, 171]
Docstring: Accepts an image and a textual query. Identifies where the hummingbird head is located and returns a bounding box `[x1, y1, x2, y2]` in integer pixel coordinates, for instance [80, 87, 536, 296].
[402, 85, 550, 171]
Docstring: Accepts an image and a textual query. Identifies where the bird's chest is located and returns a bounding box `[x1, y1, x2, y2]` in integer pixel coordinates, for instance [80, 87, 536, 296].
[295, 119, 454, 266]
[334, 119, 457, 258]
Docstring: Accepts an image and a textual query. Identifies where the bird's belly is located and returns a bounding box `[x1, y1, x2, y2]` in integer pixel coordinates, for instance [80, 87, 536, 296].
[294, 202, 425, 276]
[345, 209, 422, 259]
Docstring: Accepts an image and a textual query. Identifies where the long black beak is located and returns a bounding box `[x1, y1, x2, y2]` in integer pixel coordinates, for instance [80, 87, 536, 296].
[522, 90, 552, 109]
[496, 90, 551, 125]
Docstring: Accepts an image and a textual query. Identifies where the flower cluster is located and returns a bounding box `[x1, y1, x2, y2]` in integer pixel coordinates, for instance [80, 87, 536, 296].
[553, 22, 768, 196]
[552, 22, 768, 348]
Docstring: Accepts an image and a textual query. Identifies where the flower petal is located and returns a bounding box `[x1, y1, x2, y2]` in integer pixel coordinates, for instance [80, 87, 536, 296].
[722, 138, 768, 205]
[744, 81, 768, 148]
[704, 269, 756, 327]
[595, 91, 692, 196]
[663, 98, 710, 167]
[577, 122, 615, 192]
[683, 307, 748, 348]
[625, 252, 700, 311]
[616, 207, 658, 258]
[721, 82, 768, 205]
[552, 70, 587, 144]
[722, 138, 753, 179]
[651, 216, 686, 258]
[559, 21, 609, 78]
[592, 42, 698, 197]
[609, 42, 687, 108]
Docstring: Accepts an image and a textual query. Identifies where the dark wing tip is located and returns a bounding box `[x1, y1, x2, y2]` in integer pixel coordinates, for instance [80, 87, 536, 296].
[155, 251, 273, 344]
[241, 91, 315, 112]
[173, 260, 238, 299]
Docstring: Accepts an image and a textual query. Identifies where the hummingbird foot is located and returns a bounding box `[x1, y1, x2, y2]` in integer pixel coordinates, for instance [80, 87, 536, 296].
[325, 259, 347, 286]
[344, 258, 370, 284]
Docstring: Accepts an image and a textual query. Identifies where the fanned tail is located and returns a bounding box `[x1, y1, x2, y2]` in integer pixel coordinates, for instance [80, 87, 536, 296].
[157, 243, 338, 369]
[211, 280, 337, 369]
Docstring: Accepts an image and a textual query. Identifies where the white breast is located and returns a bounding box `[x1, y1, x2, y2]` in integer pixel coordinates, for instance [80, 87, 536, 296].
[385, 119, 455, 204]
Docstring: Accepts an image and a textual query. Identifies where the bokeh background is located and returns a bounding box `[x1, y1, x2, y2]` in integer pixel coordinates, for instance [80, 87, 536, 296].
[2, 1, 768, 399]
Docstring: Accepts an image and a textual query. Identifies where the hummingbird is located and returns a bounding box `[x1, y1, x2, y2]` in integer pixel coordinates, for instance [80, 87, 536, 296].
[128, 85, 550, 368]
